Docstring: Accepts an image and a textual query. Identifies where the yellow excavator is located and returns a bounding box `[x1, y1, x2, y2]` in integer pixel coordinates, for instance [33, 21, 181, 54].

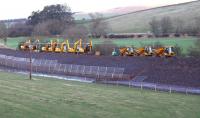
[48, 40, 57, 52]
[66, 39, 80, 53]
[55, 41, 67, 53]
[66, 39, 93, 54]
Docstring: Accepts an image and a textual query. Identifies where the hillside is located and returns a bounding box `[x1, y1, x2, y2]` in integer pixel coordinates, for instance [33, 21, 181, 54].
[102, 0, 200, 33]
[73, 6, 149, 20]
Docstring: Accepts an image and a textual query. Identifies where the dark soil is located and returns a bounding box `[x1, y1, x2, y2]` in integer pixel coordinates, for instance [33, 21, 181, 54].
[0, 48, 200, 88]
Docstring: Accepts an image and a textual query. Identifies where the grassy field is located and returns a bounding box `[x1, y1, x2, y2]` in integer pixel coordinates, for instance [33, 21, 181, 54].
[0, 37, 197, 54]
[0, 71, 200, 118]
[102, 1, 200, 33]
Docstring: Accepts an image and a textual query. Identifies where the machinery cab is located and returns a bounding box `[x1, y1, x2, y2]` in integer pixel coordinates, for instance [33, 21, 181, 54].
[164, 46, 175, 57]
[48, 40, 57, 52]
[126, 47, 134, 56]
[112, 48, 120, 56]
[84, 40, 93, 53]
[144, 46, 153, 56]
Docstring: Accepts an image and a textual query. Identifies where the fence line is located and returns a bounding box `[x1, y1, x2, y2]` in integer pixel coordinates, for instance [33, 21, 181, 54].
[0, 54, 125, 80]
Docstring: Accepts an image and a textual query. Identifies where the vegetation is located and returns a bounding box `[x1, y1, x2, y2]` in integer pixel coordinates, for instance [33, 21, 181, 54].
[99, 1, 200, 33]
[0, 71, 200, 118]
[188, 38, 200, 57]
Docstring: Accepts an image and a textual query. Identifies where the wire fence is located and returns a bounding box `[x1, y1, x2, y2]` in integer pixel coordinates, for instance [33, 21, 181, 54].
[0, 54, 125, 80]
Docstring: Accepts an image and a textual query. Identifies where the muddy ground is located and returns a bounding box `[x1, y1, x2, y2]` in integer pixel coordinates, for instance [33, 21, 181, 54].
[0, 48, 199, 88]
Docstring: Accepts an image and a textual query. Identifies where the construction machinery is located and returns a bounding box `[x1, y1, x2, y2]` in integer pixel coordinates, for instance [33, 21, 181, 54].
[112, 47, 134, 56]
[19, 39, 31, 51]
[84, 40, 93, 53]
[66, 39, 80, 53]
[66, 39, 93, 54]
[55, 42, 67, 53]
[164, 46, 175, 57]
[48, 40, 57, 52]
[153, 46, 175, 57]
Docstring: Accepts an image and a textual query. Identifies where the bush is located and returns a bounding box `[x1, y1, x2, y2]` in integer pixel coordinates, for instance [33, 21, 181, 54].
[174, 44, 184, 57]
[93, 40, 118, 56]
[188, 39, 200, 57]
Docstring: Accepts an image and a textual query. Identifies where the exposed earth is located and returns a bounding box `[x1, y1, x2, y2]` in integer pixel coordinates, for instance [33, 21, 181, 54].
[0, 48, 199, 88]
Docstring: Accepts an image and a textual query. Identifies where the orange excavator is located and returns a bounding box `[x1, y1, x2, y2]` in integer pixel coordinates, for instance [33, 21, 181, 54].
[19, 39, 31, 51]
[112, 47, 134, 56]
[153, 46, 175, 57]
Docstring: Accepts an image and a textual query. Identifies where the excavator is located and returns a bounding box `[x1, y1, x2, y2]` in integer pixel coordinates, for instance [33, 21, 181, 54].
[112, 46, 154, 56]
[66, 39, 93, 54]
[77, 39, 93, 53]
[48, 40, 57, 52]
[134, 46, 154, 56]
[66, 39, 80, 53]
[153, 46, 175, 57]
[164, 46, 175, 57]
[84, 40, 93, 53]
[19, 39, 31, 51]
[112, 47, 134, 56]
[55, 41, 67, 53]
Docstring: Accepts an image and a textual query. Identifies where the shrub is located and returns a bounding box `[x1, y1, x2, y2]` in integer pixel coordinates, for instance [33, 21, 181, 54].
[93, 40, 118, 56]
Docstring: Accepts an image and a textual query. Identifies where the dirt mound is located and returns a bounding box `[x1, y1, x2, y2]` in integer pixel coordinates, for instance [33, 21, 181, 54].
[0, 48, 199, 88]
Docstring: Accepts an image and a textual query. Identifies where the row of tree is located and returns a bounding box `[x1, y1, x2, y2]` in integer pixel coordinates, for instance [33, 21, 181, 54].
[149, 16, 200, 37]
[0, 4, 108, 41]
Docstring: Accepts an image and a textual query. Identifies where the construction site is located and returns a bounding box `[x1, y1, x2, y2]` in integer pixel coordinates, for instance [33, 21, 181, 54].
[0, 43, 200, 88]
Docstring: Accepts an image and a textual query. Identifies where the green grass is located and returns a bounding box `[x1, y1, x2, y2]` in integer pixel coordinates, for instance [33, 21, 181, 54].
[0, 71, 200, 118]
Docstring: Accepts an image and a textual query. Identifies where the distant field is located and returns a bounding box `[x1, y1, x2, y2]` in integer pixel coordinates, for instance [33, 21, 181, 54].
[103, 1, 200, 33]
[0, 37, 197, 54]
[0, 71, 200, 118]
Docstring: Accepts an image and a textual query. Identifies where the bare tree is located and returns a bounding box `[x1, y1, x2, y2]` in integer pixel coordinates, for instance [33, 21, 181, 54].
[160, 16, 173, 35]
[174, 18, 185, 34]
[63, 25, 89, 40]
[195, 17, 200, 36]
[89, 13, 109, 37]
[0, 23, 8, 45]
[149, 17, 161, 37]
[32, 22, 50, 36]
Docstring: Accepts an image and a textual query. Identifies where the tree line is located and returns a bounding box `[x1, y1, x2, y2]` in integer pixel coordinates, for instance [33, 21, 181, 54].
[0, 4, 108, 40]
[149, 16, 200, 37]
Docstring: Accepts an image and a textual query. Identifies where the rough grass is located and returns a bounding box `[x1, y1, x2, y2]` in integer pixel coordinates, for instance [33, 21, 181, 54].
[103, 1, 200, 33]
[0, 71, 200, 118]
